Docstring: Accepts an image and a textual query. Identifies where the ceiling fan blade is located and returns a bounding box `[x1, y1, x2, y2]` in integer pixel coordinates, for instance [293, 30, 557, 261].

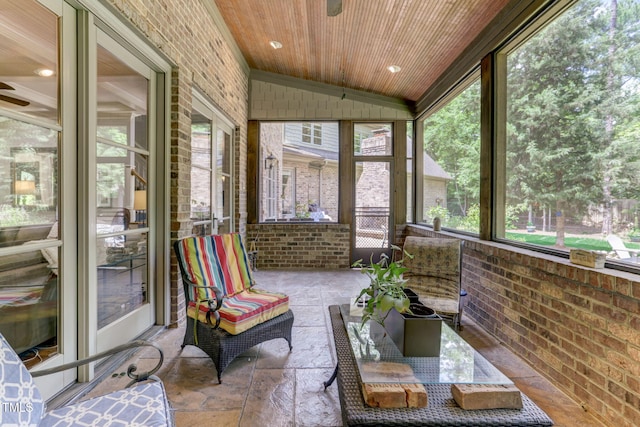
[327, 0, 342, 16]
[0, 94, 30, 107]
[0, 82, 15, 90]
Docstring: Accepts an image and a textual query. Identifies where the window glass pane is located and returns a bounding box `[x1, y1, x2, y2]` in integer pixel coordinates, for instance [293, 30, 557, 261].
[422, 80, 480, 233]
[0, 250, 58, 366]
[0, 0, 59, 366]
[504, 0, 640, 263]
[217, 129, 231, 175]
[96, 163, 125, 214]
[216, 174, 230, 221]
[354, 124, 392, 156]
[192, 223, 212, 236]
[192, 112, 211, 169]
[0, 118, 58, 231]
[96, 38, 150, 330]
[96, 232, 147, 329]
[96, 45, 148, 151]
[217, 128, 232, 229]
[281, 169, 295, 217]
[191, 110, 211, 222]
[0, 0, 58, 123]
[260, 122, 339, 222]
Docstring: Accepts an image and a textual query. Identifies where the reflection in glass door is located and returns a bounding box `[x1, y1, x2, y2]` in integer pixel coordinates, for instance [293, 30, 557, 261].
[0, 0, 79, 399]
[191, 92, 234, 236]
[95, 31, 154, 350]
[216, 127, 233, 234]
[191, 105, 214, 236]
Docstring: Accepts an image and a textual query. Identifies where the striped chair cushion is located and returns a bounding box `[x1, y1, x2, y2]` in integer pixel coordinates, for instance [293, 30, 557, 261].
[187, 288, 289, 335]
[212, 233, 254, 296]
[175, 233, 255, 301]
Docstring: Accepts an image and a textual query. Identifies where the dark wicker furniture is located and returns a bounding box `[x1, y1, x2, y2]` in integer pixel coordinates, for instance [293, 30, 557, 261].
[182, 308, 293, 383]
[173, 237, 293, 383]
[327, 305, 554, 427]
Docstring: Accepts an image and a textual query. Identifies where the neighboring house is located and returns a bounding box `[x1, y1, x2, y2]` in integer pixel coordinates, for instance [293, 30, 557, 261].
[420, 152, 451, 211]
[260, 122, 339, 221]
[260, 123, 450, 222]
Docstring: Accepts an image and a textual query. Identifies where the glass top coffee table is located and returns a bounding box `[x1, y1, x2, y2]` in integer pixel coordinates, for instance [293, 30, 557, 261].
[339, 303, 512, 385]
[326, 305, 554, 426]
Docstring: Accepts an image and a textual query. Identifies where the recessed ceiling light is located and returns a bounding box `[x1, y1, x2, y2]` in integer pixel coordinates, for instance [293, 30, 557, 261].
[269, 40, 283, 49]
[35, 68, 55, 77]
[387, 65, 401, 73]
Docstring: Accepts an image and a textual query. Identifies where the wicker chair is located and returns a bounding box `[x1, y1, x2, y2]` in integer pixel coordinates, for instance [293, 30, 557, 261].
[402, 236, 463, 329]
[173, 233, 293, 383]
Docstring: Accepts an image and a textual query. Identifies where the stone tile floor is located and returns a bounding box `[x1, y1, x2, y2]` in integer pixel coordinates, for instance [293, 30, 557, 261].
[85, 269, 603, 426]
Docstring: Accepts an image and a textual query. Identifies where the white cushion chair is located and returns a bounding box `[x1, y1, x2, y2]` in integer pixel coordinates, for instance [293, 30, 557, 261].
[0, 333, 174, 426]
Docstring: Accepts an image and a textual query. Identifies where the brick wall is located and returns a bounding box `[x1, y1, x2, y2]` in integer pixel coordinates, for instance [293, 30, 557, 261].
[406, 225, 640, 427]
[247, 223, 351, 269]
[108, 0, 250, 326]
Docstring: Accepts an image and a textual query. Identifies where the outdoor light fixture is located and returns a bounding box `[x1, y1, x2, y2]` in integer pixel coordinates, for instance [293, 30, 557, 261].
[387, 65, 401, 73]
[265, 153, 276, 170]
[269, 40, 283, 49]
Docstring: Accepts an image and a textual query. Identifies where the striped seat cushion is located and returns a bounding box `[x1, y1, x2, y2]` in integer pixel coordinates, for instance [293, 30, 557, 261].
[187, 288, 289, 335]
[175, 233, 254, 301]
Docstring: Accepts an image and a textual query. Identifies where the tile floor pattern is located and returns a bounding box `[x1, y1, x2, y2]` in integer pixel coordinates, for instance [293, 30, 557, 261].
[84, 270, 603, 427]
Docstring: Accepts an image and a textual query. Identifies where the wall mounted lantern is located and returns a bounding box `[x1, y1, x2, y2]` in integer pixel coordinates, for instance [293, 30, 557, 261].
[265, 153, 276, 170]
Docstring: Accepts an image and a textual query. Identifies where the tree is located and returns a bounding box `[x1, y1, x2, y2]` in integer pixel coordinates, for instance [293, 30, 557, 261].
[506, 0, 621, 246]
[423, 80, 481, 218]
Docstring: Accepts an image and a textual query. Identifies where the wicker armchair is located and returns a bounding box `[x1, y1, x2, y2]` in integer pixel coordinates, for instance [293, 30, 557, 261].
[173, 233, 293, 383]
[402, 236, 463, 329]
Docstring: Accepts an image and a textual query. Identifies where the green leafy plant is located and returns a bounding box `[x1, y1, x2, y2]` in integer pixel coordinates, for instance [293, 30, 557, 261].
[352, 245, 413, 329]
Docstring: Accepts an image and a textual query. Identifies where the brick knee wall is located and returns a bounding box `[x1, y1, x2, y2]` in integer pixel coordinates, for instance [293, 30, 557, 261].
[247, 223, 351, 269]
[406, 225, 639, 427]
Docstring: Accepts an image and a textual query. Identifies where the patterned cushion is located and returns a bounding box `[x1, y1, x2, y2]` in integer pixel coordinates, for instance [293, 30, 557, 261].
[211, 233, 255, 296]
[0, 333, 45, 426]
[403, 236, 461, 315]
[187, 289, 289, 335]
[40, 381, 172, 427]
[174, 236, 226, 302]
[175, 233, 254, 301]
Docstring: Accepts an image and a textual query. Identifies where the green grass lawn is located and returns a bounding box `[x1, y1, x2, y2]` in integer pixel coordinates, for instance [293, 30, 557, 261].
[505, 232, 640, 252]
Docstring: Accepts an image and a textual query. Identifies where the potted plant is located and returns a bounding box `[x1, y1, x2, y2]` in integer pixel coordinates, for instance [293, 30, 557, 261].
[526, 221, 536, 232]
[352, 245, 412, 329]
[353, 246, 443, 356]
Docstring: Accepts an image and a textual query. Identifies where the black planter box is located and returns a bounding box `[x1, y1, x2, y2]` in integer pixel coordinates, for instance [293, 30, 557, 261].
[384, 302, 442, 357]
[403, 288, 420, 303]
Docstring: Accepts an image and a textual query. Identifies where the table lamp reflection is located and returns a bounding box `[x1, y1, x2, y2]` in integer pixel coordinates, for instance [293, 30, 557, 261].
[134, 190, 147, 226]
[14, 180, 36, 206]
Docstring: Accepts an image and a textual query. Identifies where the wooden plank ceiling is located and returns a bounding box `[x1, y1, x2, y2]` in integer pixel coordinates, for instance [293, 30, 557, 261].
[213, 0, 511, 102]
